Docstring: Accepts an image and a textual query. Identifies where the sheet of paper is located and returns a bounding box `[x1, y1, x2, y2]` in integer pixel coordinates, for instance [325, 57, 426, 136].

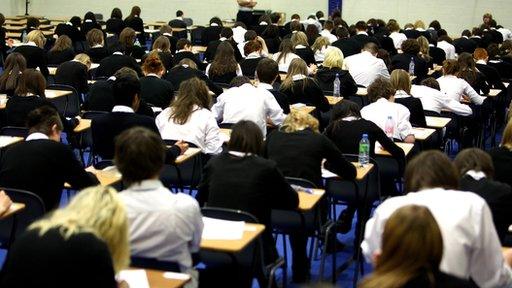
[202, 217, 245, 240]
[118, 270, 150, 288]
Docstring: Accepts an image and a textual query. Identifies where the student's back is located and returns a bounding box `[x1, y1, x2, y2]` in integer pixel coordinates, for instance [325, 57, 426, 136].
[47, 48, 75, 66]
[95, 53, 142, 78]
[139, 75, 175, 109]
[55, 60, 89, 95]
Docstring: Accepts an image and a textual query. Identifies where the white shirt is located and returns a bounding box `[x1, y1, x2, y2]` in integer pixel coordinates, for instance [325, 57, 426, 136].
[437, 75, 486, 105]
[272, 52, 301, 73]
[232, 26, 247, 44]
[362, 188, 512, 288]
[314, 46, 329, 63]
[437, 40, 457, 60]
[26, 132, 49, 141]
[302, 18, 322, 33]
[410, 84, 473, 116]
[389, 31, 407, 49]
[343, 51, 390, 87]
[498, 27, 512, 41]
[361, 98, 413, 140]
[320, 29, 337, 44]
[155, 106, 223, 154]
[112, 105, 134, 113]
[205, 63, 242, 77]
[211, 83, 285, 135]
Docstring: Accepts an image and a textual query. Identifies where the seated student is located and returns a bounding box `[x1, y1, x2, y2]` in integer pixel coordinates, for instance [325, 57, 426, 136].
[236, 30, 268, 58]
[305, 24, 320, 47]
[454, 148, 512, 244]
[239, 40, 266, 77]
[139, 52, 175, 109]
[319, 20, 337, 44]
[204, 27, 243, 63]
[81, 12, 102, 36]
[0, 186, 130, 288]
[172, 39, 205, 71]
[315, 46, 357, 95]
[115, 127, 202, 285]
[388, 21, 407, 50]
[106, 7, 126, 36]
[168, 10, 187, 29]
[359, 205, 475, 288]
[159, 25, 179, 55]
[156, 78, 223, 154]
[283, 19, 303, 40]
[272, 38, 301, 73]
[261, 24, 282, 54]
[362, 150, 512, 288]
[428, 38, 447, 67]
[457, 52, 490, 95]
[410, 78, 473, 116]
[311, 36, 330, 64]
[361, 78, 415, 143]
[95, 45, 142, 78]
[201, 17, 224, 46]
[21, 16, 40, 37]
[165, 59, 223, 96]
[54, 17, 82, 45]
[142, 36, 173, 72]
[437, 32, 457, 60]
[47, 35, 75, 66]
[109, 27, 145, 60]
[55, 53, 91, 95]
[256, 58, 290, 114]
[212, 76, 285, 135]
[390, 39, 428, 82]
[85, 28, 109, 64]
[13, 30, 49, 78]
[490, 119, 512, 188]
[253, 14, 271, 36]
[352, 20, 380, 48]
[332, 26, 362, 58]
[390, 69, 426, 127]
[437, 59, 486, 105]
[417, 36, 435, 69]
[343, 42, 390, 87]
[124, 6, 145, 45]
[474, 48, 507, 90]
[0, 53, 26, 97]
[454, 30, 478, 55]
[291, 32, 316, 66]
[197, 120, 299, 283]
[91, 74, 184, 160]
[0, 106, 98, 210]
[205, 42, 243, 85]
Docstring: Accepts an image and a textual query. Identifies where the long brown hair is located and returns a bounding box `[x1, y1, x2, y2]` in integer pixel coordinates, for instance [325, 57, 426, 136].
[0, 52, 27, 93]
[209, 41, 238, 77]
[359, 205, 443, 288]
[280, 58, 309, 91]
[276, 38, 295, 64]
[458, 52, 478, 86]
[49, 35, 72, 53]
[152, 36, 171, 53]
[14, 69, 46, 98]
[404, 150, 459, 193]
[119, 27, 136, 52]
[142, 51, 164, 75]
[501, 119, 512, 150]
[170, 78, 211, 125]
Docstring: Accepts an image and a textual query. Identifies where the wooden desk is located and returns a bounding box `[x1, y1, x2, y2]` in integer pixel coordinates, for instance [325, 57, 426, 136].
[219, 128, 231, 143]
[411, 127, 436, 141]
[0, 136, 23, 148]
[48, 66, 57, 75]
[4, 25, 25, 32]
[200, 222, 265, 252]
[425, 116, 451, 129]
[45, 89, 72, 99]
[290, 105, 315, 114]
[298, 189, 325, 211]
[65, 166, 121, 188]
[121, 269, 191, 288]
[488, 89, 501, 97]
[376, 142, 414, 157]
[175, 147, 201, 165]
[73, 119, 91, 133]
[325, 96, 343, 105]
[0, 203, 26, 220]
[6, 32, 21, 39]
[323, 162, 374, 181]
[145, 22, 167, 29]
[39, 24, 54, 30]
[356, 87, 367, 96]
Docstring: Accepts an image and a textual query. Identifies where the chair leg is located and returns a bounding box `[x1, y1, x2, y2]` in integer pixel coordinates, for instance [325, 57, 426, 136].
[282, 234, 288, 287]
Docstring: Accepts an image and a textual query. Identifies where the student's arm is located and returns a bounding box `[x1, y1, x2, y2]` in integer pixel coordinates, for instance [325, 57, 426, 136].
[478, 73, 490, 95]
[236, 64, 243, 76]
[341, 73, 358, 96]
[62, 145, 100, 189]
[204, 114, 224, 154]
[396, 107, 415, 142]
[413, 99, 427, 127]
[196, 163, 212, 207]
[377, 60, 390, 79]
[210, 95, 225, 122]
[39, 49, 50, 78]
[264, 92, 286, 127]
[439, 93, 473, 116]
[322, 135, 357, 180]
[462, 80, 486, 105]
[361, 204, 388, 264]
[266, 163, 299, 210]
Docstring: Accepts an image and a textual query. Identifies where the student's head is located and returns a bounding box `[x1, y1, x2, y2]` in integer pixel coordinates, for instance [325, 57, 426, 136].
[256, 58, 279, 84]
[142, 52, 165, 76]
[233, 22, 247, 29]
[442, 59, 459, 76]
[50, 35, 72, 53]
[362, 42, 379, 56]
[176, 10, 184, 17]
[461, 29, 471, 38]
[15, 69, 46, 98]
[403, 23, 414, 30]
[417, 36, 430, 56]
[367, 78, 396, 103]
[0, 13, 4, 26]
[270, 12, 281, 24]
[244, 40, 262, 57]
[458, 52, 477, 77]
[30, 185, 129, 272]
[278, 38, 295, 55]
[359, 205, 443, 288]
[209, 17, 223, 27]
[487, 43, 499, 59]
[152, 35, 171, 53]
[290, 21, 303, 33]
[115, 127, 165, 186]
[86, 28, 104, 47]
[390, 69, 411, 94]
[26, 106, 63, 140]
[324, 20, 334, 31]
[287, 58, 309, 77]
[355, 20, 368, 32]
[331, 100, 361, 122]
[262, 25, 279, 39]
[322, 46, 344, 69]
[70, 16, 81, 28]
[170, 77, 211, 124]
[176, 38, 192, 51]
[114, 67, 139, 79]
[291, 14, 300, 21]
[129, 6, 141, 17]
[420, 77, 441, 90]
[26, 17, 40, 29]
[306, 24, 319, 40]
[429, 20, 441, 31]
[228, 120, 263, 155]
[111, 7, 123, 19]
[119, 27, 137, 51]
[454, 148, 495, 179]
[316, 11, 324, 19]
[387, 21, 400, 33]
[210, 41, 238, 77]
[229, 76, 251, 88]
[401, 39, 420, 55]
[244, 30, 258, 42]
[311, 36, 330, 52]
[258, 14, 271, 25]
[112, 75, 140, 109]
[501, 119, 512, 150]
[177, 58, 198, 70]
[0, 52, 26, 93]
[483, 13, 493, 25]
[472, 27, 483, 37]
[413, 20, 425, 30]
[404, 150, 459, 193]
[26, 30, 46, 48]
[282, 110, 319, 133]
[159, 25, 174, 36]
[84, 11, 96, 23]
[73, 53, 92, 69]
[220, 27, 234, 39]
[334, 26, 349, 39]
[291, 31, 309, 47]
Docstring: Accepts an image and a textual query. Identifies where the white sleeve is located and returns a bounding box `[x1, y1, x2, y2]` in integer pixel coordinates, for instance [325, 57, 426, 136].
[236, 64, 243, 76]
[397, 107, 413, 140]
[186, 198, 204, 253]
[264, 92, 286, 126]
[378, 60, 390, 79]
[361, 207, 387, 264]
[205, 64, 211, 77]
[155, 109, 169, 137]
[210, 95, 225, 121]
[443, 97, 473, 116]
[203, 114, 224, 154]
[463, 80, 486, 105]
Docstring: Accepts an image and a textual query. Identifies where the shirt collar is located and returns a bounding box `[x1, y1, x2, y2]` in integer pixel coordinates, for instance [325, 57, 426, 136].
[210, 23, 219, 27]
[113, 51, 124, 56]
[246, 52, 261, 59]
[471, 35, 481, 39]
[476, 60, 487, 65]
[127, 179, 164, 191]
[292, 74, 307, 81]
[375, 98, 389, 104]
[177, 49, 188, 53]
[92, 44, 103, 48]
[462, 36, 469, 39]
[394, 90, 410, 98]
[357, 31, 368, 36]
[26, 132, 49, 141]
[228, 151, 253, 157]
[163, 32, 173, 37]
[259, 21, 268, 25]
[146, 73, 160, 78]
[295, 44, 306, 49]
[466, 170, 487, 180]
[219, 37, 227, 41]
[25, 41, 37, 47]
[112, 105, 134, 113]
[342, 116, 360, 121]
[258, 83, 273, 90]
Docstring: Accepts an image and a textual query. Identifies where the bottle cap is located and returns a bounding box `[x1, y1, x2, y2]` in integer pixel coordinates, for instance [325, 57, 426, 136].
[362, 133, 368, 137]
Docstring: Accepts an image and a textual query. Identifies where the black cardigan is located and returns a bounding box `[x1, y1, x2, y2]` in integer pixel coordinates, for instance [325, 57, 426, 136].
[240, 57, 265, 78]
[139, 75, 175, 109]
[315, 67, 358, 95]
[165, 65, 223, 96]
[95, 54, 142, 78]
[280, 78, 330, 113]
[47, 48, 75, 66]
[294, 47, 316, 66]
[86, 47, 110, 64]
[394, 96, 427, 127]
[390, 53, 428, 82]
[55, 61, 89, 95]
[13, 45, 49, 77]
[489, 147, 512, 188]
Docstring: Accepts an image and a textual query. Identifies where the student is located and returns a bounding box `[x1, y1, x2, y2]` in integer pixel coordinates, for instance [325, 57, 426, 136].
[115, 127, 202, 285]
[352, 21, 380, 49]
[362, 150, 512, 288]
[148, 37, 174, 70]
[109, 27, 145, 60]
[212, 76, 285, 135]
[204, 27, 243, 63]
[13, 30, 49, 78]
[343, 42, 390, 87]
[172, 39, 205, 71]
[315, 47, 357, 95]
[205, 41, 242, 84]
[291, 32, 316, 66]
[361, 78, 415, 143]
[0, 106, 98, 210]
[391, 39, 428, 81]
[202, 17, 224, 46]
[81, 12, 102, 36]
[454, 148, 512, 243]
[237, 30, 268, 58]
[55, 53, 91, 95]
[124, 6, 145, 45]
[454, 30, 478, 55]
[410, 78, 473, 116]
[0, 52, 26, 96]
[457, 52, 490, 95]
[165, 59, 223, 96]
[156, 78, 222, 154]
[158, 25, 178, 55]
[95, 45, 142, 78]
[139, 52, 175, 109]
[437, 31, 457, 60]
[437, 59, 486, 105]
[390, 69, 426, 127]
[255, 58, 290, 114]
[168, 10, 187, 29]
[387, 21, 407, 50]
[0, 186, 129, 288]
[261, 24, 282, 54]
[305, 24, 320, 47]
[197, 120, 299, 282]
[417, 36, 434, 68]
[311, 36, 330, 63]
[319, 20, 337, 44]
[106, 7, 126, 36]
[272, 38, 301, 73]
[85, 28, 109, 64]
[239, 40, 265, 77]
[236, 0, 257, 28]
[47, 35, 75, 66]
[253, 14, 271, 36]
[473, 48, 507, 90]
[359, 205, 474, 288]
[427, 38, 447, 67]
[54, 17, 82, 45]
[489, 120, 512, 188]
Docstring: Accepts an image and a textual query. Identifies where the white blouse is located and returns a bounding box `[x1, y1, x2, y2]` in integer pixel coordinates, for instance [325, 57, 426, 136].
[437, 75, 486, 105]
[272, 52, 301, 73]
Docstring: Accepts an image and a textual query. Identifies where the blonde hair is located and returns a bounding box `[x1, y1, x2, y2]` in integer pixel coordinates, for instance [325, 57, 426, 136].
[390, 69, 411, 94]
[502, 117, 512, 150]
[73, 53, 92, 69]
[417, 36, 430, 56]
[311, 36, 330, 53]
[282, 109, 319, 133]
[29, 186, 130, 273]
[322, 46, 344, 69]
[26, 30, 46, 48]
[281, 58, 309, 90]
[414, 20, 425, 30]
[291, 31, 309, 47]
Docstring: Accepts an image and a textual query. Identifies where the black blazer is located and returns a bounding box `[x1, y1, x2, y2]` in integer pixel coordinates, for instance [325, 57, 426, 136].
[351, 33, 380, 48]
[331, 38, 361, 58]
[0, 139, 99, 209]
[391, 53, 429, 82]
[55, 61, 89, 94]
[476, 63, 507, 90]
[47, 48, 75, 66]
[264, 37, 281, 54]
[453, 37, 477, 54]
[404, 29, 421, 39]
[95, 54, 142, 78]
[124, 16, 145, 44]
[315, 67, 358, 96]
[201, 26, 223, 46]
[394, 96, 427, 127]
[81, 22, 102, 37]
[263, 88, 290, 114]
[168, 19, 187, 29]
[429, 46, 446, 66]
[294, 47, 316, 66]
[165, 65, 223, 96]
[139, 76, 175, 108]
[489, 147, 512, 188]
[162, 34, 179, 55]
[172, 51, 206, 71]
[54, 23, 82, 44]
[204, 39, 243, 62]
[106, 18, 125, 35]
[86, 47, 109, 64]
[280, 78, 330, 113]
[12, 45, 49, 77]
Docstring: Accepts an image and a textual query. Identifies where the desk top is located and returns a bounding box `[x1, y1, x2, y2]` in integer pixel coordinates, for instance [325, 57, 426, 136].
[425, 116, 451, 129]
[192, 46, 207, 53]
[85, 166, 121, 187]
[411, 127, 436, 141]
[356, 87, 367, 96]
[45, 89, 72, 99]
[298, 189, 325, 211]
[488, 89, 501, 97]
[0, 203, 26, 220]
[121, 269, 191, 288]
[200, 222, 265, 252]
[73, 119, 91, 133]
[323, 162, 374, 181]
[325, 96, 343, 105]
[175, 147, 201, 165]
[376, 142, 414, 157]
[3, 25, 25, 31]
[0, 136, 23, 148]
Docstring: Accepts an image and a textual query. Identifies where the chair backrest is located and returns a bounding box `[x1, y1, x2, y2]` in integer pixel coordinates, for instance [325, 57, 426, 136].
[82, 110, 109, 164]
[46, 84, 81, 117]
[190, 26, 205, 45]
[201, 206, 259, 223]
[130, 256, 180, 272]
[0, 126, 28, 138]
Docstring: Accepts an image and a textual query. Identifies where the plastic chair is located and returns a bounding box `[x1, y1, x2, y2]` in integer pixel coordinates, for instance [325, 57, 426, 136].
[46, 84, 81, 117]
[78, 111, 109, 166]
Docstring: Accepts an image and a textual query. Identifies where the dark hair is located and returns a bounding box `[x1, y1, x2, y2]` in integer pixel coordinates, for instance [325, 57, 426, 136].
[209, 41, 238, 78]
[420, 78, 440, 90]
[270, 12, 281, 24]
[86, 28, 104, 47]
[112, 75, 140, 106]
[331, 100, 361, 122]
[220, 27, 233, 39]
[115, 127, 165, 186]
[14, 69, 46, 98]
[367, 77, 396, 102]
[442, 59, 459, 76]
[262, 24, 279, 39]
[256, 58, 279, 84]
[228, 120, 263, 155]
[0, 13, 5, 26]
[472, 27, 483, 37]
[355, 21, 368, 31]
[259, 14, 271, 25]
[276, 38, 295, 63]
[437, 29, 448, 37]
[291, 14, 300, 20]
[176, 38, 191, 50]
[170, 77, 211, 124]
[209, 17, 223, 27]
[233, 22, 247, 29]
[458, 52, 478, 86]
[290, 21, 303, 32]
[230, 76, 251, 88]
[0, 52, 27, 94]
[26, 17, 40, 29]
[316, 11, 324, 19]
[111, 8, 123, 19]
[50, 35, 72, 52]
[363, 42, 379, 54]
[429, 20, 441, 31]
[119, 27, 136, 52]
[324, 20, 334, 31]
[70, 16, 81, 27]
[176, 10, 184, 17]
[84, 11, 97, 23]
[453, 148, 495, 179]
[26, 106, 63, 134]
[331, 10, 341, 19]
[461, 29, 471, 37]
[306, 24, 320, 42]
[405, 150, 459, 192]
[335, 26, 349, 39]
[401, 39, 420, 55]
[244, 30, 258, 42]
[244, 40, 262, 56]
[129, 6, 141, 18]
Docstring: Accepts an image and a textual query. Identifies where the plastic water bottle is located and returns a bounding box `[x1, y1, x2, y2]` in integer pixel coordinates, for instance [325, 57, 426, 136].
[134, 38, 141, 47]
[385, 116, 395, 140]
[21, 30, 27, 43]
[358, 134, 370, 166]
[408, 57, 415, 75]
[333, 73, 341, 97]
